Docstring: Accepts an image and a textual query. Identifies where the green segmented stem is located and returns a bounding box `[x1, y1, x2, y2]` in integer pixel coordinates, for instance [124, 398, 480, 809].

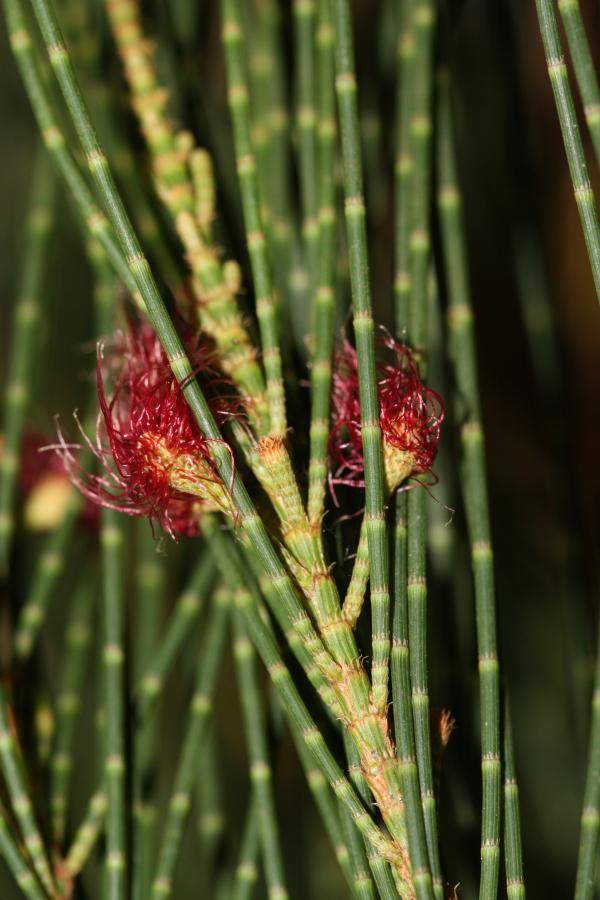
[307, 0, 337, 527]
[574, 618, 600, 900]
[394, 3, 415, 334]
[437, 70, 502, 900]
[233, 612, 289, 900]
[0, 150, 54, 575]
[338, 804, 376, 900]
[132, 523, 166, 900]
[368, 851, 400, 900]
[403, 3, 442, 893]
[503, 695, 525, 899]
[293, 0, 319, 290]
[332, 0, 391, 720]
[136, 549, 216, 724]
[221, 0, 287, 437]
[233, 588, 410, 889]
[2, 0, 140, 302]
[233, 795, 260, 900]
[196, 727, 225, 892]
[14, 493, 81, 660]
[535, 0, 600, 303]
[247, 0, 298, 322]
[50, 573, 95, 846]
[342, 518, 370, 626]
[0, 687, 55, 895]
[151, 589, 229, 898]
[0, 806, 45, 900]
[101, 510, 126, 899]
[391, 492, 434, 900]
[64, 790, 108, 878]
[558, 0, 600, 167]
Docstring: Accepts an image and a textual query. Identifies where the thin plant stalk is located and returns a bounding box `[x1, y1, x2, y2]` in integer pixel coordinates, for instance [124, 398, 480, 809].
[232, 611, 288, 900]
[534, 0, 600, 303]
[221, 0, 287, 438]
[50, 571, 96, 847]
[0, 806, 46, 900]
[332, 0, 391, 719]
[437, 70, 503, 899]
[0, 149, 55, 575]
[150, 588, 230, 898]
[557, 0, 600, 169]
[503, 695, 525, 900]
[100, 509, 126, 899]
[0, 685, 55, 895]
[574, 618, 600, 900]
[307, 0, 338, 528]
[232, 796, 260, 900]
[64, 790, 108, 879]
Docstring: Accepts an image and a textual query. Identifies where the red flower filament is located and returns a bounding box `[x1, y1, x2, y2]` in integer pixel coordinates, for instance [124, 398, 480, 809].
[329, 336, 443, 496]
[55, 322, 233, 537]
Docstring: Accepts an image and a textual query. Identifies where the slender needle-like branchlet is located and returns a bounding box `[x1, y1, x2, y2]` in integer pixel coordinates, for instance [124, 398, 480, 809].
[221, 0, 287, 438]
[403, 4, 442, 890]
[2, 0, 140, 301]
[557, 0, 600, 171]
[332, 0, 391, 720]
[233, 611, 289, 900]
[391, 494, 434, 900]
[503, 695, 525, 900]
[101, 509, 126, 899]
[574, 619, 600, 900]
[293, 0, 319, 293]
[50, 572, 95, 847]
[135, 549, 216, 723]
[151, 588, 230, 898]
[0, 805, 46, 900]
[196, 727, 226, 892]
[437, 70, 503, 899]
[0, 150, 54, 576]
[0, 686, 56, 895]
[307, 0, 338, 528]
[64, 790, 108, 879]
[232, 795, 260, 900]
[535, 0, 600, 303]
[13, 495, 82, 660]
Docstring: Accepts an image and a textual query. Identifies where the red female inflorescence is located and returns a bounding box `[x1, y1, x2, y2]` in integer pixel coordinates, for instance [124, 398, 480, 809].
[56, 321, 235, 537]
[329, 335, 443, 495]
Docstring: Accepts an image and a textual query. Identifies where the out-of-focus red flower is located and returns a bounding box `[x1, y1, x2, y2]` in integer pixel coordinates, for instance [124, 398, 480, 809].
[329, 335, 443, 496]
[55, 321, 237, 538]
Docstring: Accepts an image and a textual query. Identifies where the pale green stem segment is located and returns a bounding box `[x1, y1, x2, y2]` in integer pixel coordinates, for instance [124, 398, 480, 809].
[307, 0, 337, 528]
[233, 612, 289, 900]
[0, 686, 56, 895]
[221, 0, 287, 437]
[64, 790, 108, 879]
[391, 494, 434, 900]
[0, 150, 54, 576]
[535, 0, 600, 303]
[1, 0, 140, 301]
[0, 805, 46, 900]
[558, 0, 600, 169]
[403, 4, 441, 891]
[574, 618, 600, 900]
[232, 795, 260, 900]
[338, 800, 376, 900]
[293, 0, 319, 292]
[394, 1, 415, 335]
[196, 727, 226, 892]
[132, 524, 166, 900]
[14, 494, 82, 661]
[436, 71, 502, 900]
[503, 695, 525, 900]
[101, 510, 126, 900]
[342, 517, 370, 626]
[332, 0, 390, 717]
[136, 550, 216, 723]
[50, 574, 95, 847]
[151, 589, 229, 899]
